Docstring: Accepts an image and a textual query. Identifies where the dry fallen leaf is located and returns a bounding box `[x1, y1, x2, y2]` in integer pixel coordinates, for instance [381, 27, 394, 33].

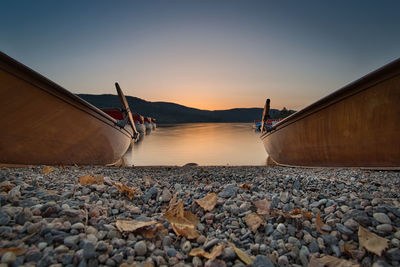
[189, 244, 224, 260]
[78, 174, 104, 186]
[163, 200, 200, 239]
[138, 222, 167, 239]
[113, 182, 135, 199]
[41, 166, 54, 174]
[316, 212, 328, 234]
[229, 242, 254, 265]
[0, 247, 26, 256]
[310, 255, 360, 267]
[290, 209, 313, 220]
[253, 199, 271, 215]
[239, 183, 253, 190]
[358, 225, 389, 256]
[116, 220, 157, 232]
[195, 193, 217, 211]
[245, 213, 264, 233]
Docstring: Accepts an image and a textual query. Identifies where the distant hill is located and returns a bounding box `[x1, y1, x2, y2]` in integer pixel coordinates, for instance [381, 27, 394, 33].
[78, 94, 295, 124]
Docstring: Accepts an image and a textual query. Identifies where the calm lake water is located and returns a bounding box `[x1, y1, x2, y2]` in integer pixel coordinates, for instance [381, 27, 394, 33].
[123, 123, 267, 166]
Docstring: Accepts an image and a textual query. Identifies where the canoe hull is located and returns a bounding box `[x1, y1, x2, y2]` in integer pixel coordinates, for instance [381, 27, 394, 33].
[0, 52, 133, 165]
[261, 59, 400, 168]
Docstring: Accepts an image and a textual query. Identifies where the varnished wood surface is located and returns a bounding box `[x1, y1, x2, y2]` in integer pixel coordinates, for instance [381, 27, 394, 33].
[0, 52, 133, 165]
[261, 58, 400, 168]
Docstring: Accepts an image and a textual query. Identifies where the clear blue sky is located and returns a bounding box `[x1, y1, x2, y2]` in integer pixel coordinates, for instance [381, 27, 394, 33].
[1, 0, 399, 110]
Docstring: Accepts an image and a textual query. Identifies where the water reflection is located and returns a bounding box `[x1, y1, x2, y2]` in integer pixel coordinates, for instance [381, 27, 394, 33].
[124, 123, 267, 166]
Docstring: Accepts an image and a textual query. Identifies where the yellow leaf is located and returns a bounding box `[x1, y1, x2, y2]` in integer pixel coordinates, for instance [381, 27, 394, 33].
[163, 200, 200, 239]
[113, 181, 135, 199]
[138, 222, 167, 239]
[316, 212, 328, 234]
[195, 193, 217, 211]
[245, 213, 264, 233]
[358, 225, 389, 256]
[310, 255, 360, 267]
[290, 209, 313, 220]
[78, 174, 104, 186]
[239, 183, 253, 190]
[253, 199, 271, 215]
[0, 247, 26, 256]
[189, 244, 224, 260]
[229, 242, 254, 265]
[41, 166, 54, 174]
[115, 220, 157, 232]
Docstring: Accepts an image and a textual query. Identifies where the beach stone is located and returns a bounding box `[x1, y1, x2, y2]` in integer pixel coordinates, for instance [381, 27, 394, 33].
[278, 255, 289, 266]
[276, 223, 286, 234]
[205, 259, 226, 267]
[143, 187, 158, 203]
[204, 238, 219, 250]
[1, 252, 16, 264]
[25, 250, 42, 262]
[0, 211, 10, 226]
[192, 256, 203, 267]
[299, 246, 310, 266]
[253, 255, 274, 267]
[83, 242, 96, 259]
[376, 224, 393, 233]
[336, 223, 354, 235]
[181, 241, 192, 253]
[134, 240, 147, 256]
[8, 185, 21, 202]
[219, 185, 238, 198]
[62, 253, 74, 265]
[344, 218, 358, 231]
[386, 248, 400, 261]
[64, 235, 80, 247]
[280, 191, 289, 203]
[161, 188, 172, 202]
[222, 247, 236, 261]
[373, 213, 391, 224]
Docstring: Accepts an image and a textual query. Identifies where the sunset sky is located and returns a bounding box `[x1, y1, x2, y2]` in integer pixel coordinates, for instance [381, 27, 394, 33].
[1, 0, 399, 110]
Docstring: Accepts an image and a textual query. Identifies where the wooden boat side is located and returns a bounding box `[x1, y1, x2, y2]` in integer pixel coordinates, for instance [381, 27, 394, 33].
[0, 52, 133, 165]
[261, 58, 400, 168]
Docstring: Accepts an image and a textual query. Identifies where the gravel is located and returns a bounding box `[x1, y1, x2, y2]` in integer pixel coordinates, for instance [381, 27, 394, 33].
[0, 165, 399, 266]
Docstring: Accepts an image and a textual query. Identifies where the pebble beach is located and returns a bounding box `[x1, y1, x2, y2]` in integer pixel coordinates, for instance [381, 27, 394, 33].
[1, 165, 400, 267]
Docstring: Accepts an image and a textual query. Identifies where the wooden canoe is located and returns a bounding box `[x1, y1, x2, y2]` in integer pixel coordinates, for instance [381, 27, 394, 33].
[0, 52, 135, 165]
[261, 58, 400, 169]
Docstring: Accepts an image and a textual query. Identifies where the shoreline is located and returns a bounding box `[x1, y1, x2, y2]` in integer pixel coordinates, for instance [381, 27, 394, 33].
[1, 165, 399, 266]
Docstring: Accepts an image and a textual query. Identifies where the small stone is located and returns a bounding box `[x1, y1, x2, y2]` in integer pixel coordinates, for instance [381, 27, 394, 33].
[299, 246, 310, 266]
[0, 211, 10, 226]
[196, 235, 206, 244]
[219, 185, 238, 198]
[193, 256, 203, 267]
[54, 245, 69, 254]
[376, 224, 393, 233]
[61, 253, 74, 265]
[64, 235, 80, 247]
[321, 225, 332, 232]
[280, 191, 289, 203]
[222, 247, 236, 261]
[71, 222, 85, 230]
[336, 223, 354, 235]
[83, 242, 96, 259]
[386, 248, 400, 261]
[373, 213, 391, 224]
[344, 218, 358, 231]
[160, 188, 172, 202]
[253, 255, 274, 267]
[205, 259, 226, 267]
[38, 242, 47, 250]
[134, 240, 147, 256]
[303, 233, 314, 244]
[8, 185, 21, 202]
[181, 241, 192, 253]
[204, 238, 220, 250]
[276, 223, 286, 234]
[1, 252, 16, 264]
[278, 255, 289, 266]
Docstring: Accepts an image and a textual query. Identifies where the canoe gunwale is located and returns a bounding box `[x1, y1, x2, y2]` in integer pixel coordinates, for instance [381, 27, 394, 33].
[261, 58, 400, 139]
[0, 51, 133, 139]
